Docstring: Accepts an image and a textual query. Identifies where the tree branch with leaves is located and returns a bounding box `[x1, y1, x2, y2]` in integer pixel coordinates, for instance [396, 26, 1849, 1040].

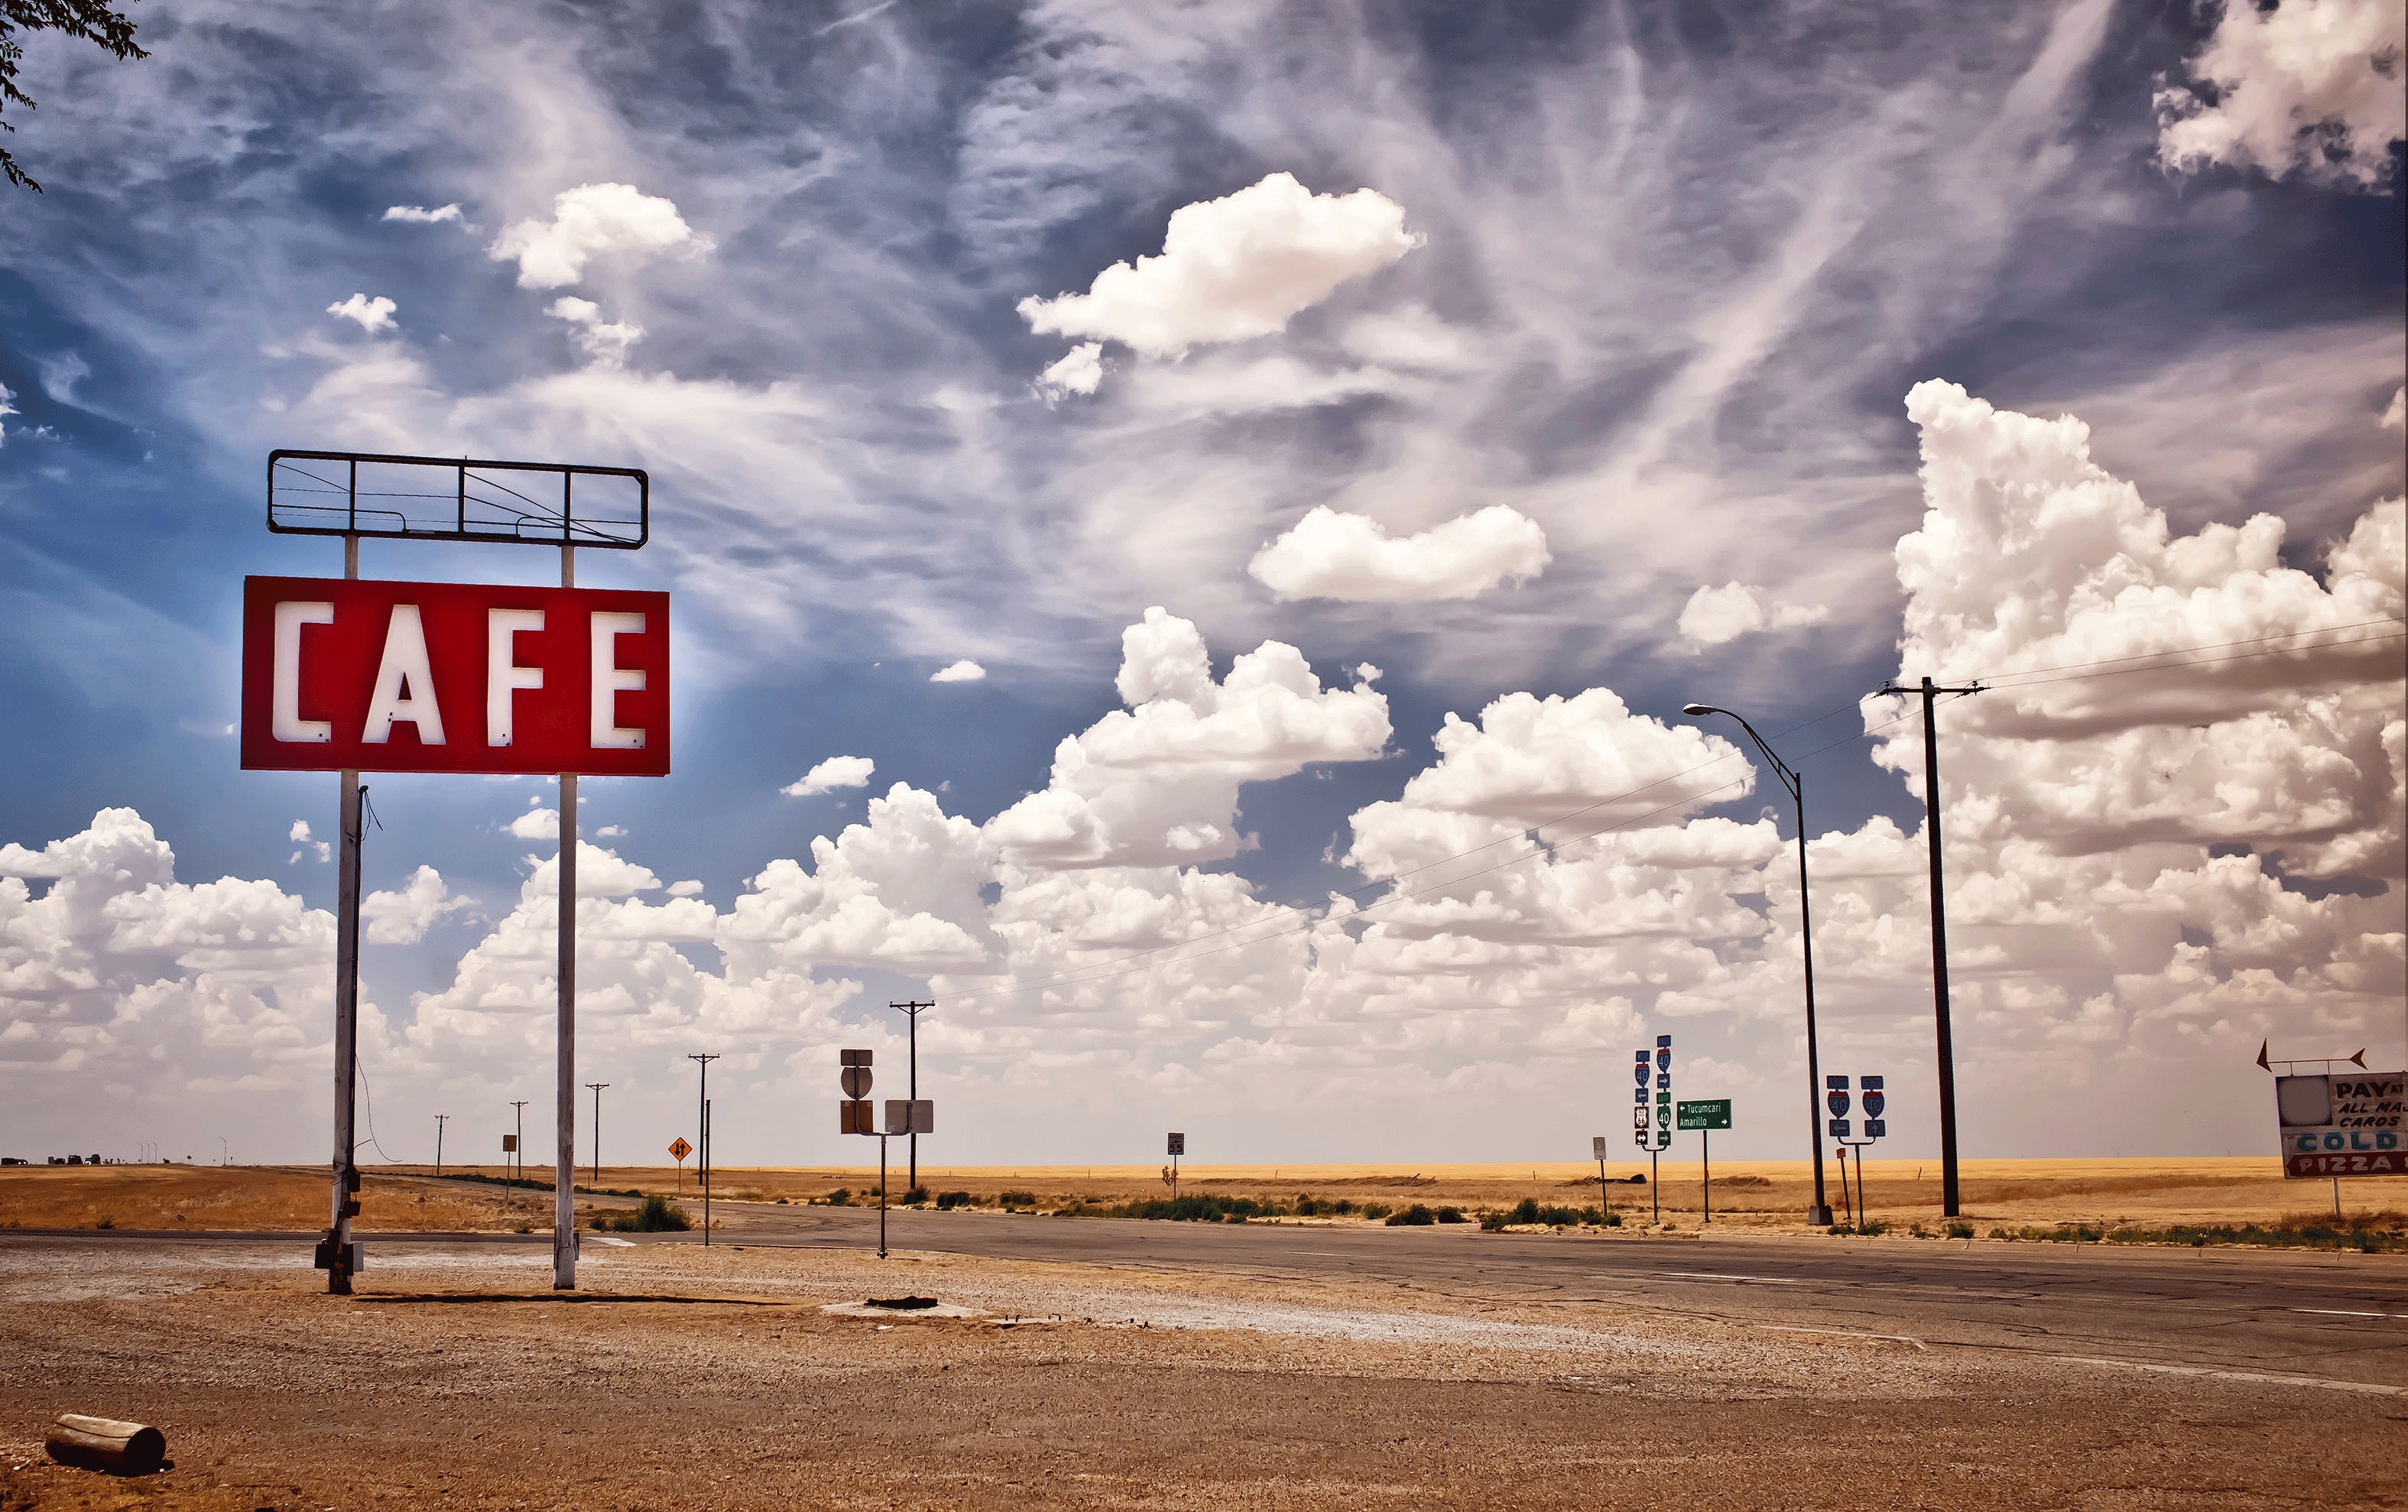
[2, 0, 149, 193]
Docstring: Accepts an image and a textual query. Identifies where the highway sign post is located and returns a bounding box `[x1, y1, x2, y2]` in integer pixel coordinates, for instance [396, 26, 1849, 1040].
[1827, 1076, 1886, 1227]
[1676, 1099, 1733, 1222]
[1635, 1036, 1673, 1223]
[1592, 1134, 1611, 1222]
[246, 451, 662, 1296]
[1167, 1132, 1184, 1198]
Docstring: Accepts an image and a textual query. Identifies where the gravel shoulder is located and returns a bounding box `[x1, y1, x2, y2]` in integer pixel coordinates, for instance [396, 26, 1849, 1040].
[1, 1238, 2402, 1510]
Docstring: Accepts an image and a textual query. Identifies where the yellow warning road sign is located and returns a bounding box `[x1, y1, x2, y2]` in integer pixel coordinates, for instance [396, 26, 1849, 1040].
[668, 1137, 692, 1161]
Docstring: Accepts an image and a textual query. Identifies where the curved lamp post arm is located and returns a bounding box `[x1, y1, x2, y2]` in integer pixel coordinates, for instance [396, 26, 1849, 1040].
[1682, 704, 1799, 802]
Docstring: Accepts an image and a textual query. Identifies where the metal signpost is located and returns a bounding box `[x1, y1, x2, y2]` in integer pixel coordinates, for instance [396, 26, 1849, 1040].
[1167, 1132, 1185, 1198]
[245, 451, 663, 1295]
[1676, 1099, 1733, 1222]
[508, 1102, 527, 1191]
[433, 1114, 446, 1179]
[1592, 1134, 1611, 1223]
[839, 1048, 931, 1260]
[1634, 1036, 1673, 1223]
[2266, 1049, 2403, 1212]
[1826, 1075, 1887, 1227]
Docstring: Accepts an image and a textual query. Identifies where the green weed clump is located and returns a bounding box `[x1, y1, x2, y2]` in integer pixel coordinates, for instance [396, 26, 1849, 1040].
[1360, 1202, 1394, 1220]
[1436, 1206, 1468, 1224]
[902, 1186, 930, 1206]
[935, 1190, 976, 1210]
[1385, 1203, 1436, 1226]
[1480, 1199, 1605, 1230]
[824, 1188, 852, 1206]
[1946, 1222, 1975, 1239]
[997, 1189, 1037, 1208]
[1108, 1194, 1273, 1222]
[594, 1194, 691, 1232]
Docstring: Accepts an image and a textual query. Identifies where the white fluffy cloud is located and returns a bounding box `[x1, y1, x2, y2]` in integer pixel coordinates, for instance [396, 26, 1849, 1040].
[1018, 172, 1420, 357]
[1248, 504, 1551, 602]
[784, 755, 876, 797]
[930, 660, 987, 683]
[287, 819, 329, 865]
[325, 293, 397, 333]
[545, 297, 644, 366]
[488, 183, 711, 290]
[362, 865, 475, 946]
[507, 805, 560, 841]
[1676, 582, 1831, 650]
[984, 607, 1391, 869]
[2156, 0, 2407, 188]
[381, 203, 462, 224]
[1034, 342, 1103, 398]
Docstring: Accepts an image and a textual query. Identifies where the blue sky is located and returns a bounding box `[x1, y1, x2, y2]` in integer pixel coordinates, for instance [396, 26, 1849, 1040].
[2, 0, 2401, 1172]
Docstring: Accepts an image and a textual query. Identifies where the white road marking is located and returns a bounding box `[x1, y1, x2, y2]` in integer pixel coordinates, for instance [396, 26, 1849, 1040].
[2291, 1308, 2406, 1319]
[588, 1237, 636, 1247]
[2054, 1355, 2404, 1396]
[1295, 1251, 1347, 1257]
[1759, 1324, 1926, 1351]
[1661, 1271, 1800, 1283]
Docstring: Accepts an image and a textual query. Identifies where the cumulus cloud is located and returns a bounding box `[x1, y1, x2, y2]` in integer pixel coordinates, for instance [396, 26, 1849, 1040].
[362, 865, 475, 945]
[488, 183, 711, 290]
[784, 755, 876, 797]
[929, 660, 987, 683]
[507, 806, 560, 841]
[325, 293, 398, 333]
[1248, 505, 1551, 602]
[544, 296, 644, 366]
[1676, 582, 1832, 650]
[984, 607, 1390, 869]
[1017, 172, 1420, 357]
[287, 819, 329, 864]
[2385, 387, 2404, 430]
[1034, 342, 1103, 398]
[0, 810, 362, 1104]
[2156, 0, 2406, 188]
[381, 203, 463, 224]
[1884, 379, 2405, 875]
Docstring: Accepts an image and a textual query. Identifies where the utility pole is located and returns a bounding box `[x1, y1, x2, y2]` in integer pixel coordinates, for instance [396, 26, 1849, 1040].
[1877, 675, 1983, 1218]
[586, 1082, 608, 1189]
[890, 1001, 933, 1191]
[509, 1101, 529, 1196]
[434, 1114, 447, 1178]
[688, 1054, 719, 1246]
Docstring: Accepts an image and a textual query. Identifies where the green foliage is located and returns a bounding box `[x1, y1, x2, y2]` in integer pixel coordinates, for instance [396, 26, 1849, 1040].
[1436, 1206, 1468, 1224]
[1946, 1222, 1976, 1239]
[1360, 1202, 1394, 1220]
[1385, 1203, 1436, 1226]
[825, 1189, 852, 1206]
[2, 0, 152, 192]
[935, 1190, 975, 1210]
[902, 1186, 929, 1205]
[997, 1190, 1037, 1207]
[596, 1194, 691, 1232]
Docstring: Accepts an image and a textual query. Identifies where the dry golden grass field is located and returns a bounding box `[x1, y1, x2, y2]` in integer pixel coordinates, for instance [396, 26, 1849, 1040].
[5, 1158, 2401, 1238]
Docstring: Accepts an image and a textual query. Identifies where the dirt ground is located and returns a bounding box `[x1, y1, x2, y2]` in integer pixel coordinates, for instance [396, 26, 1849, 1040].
[1, 1238, 2403, 1510]
[8, 1160, 2403, 1237]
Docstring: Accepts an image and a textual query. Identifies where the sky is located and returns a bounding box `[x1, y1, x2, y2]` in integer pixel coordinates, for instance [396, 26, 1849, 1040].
[0, 0, 2400, 1175]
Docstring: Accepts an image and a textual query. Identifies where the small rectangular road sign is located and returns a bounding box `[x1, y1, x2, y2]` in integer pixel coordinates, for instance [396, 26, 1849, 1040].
[1168, 1132, 1186, 1157]
[1676, 1099, 1732, 1131]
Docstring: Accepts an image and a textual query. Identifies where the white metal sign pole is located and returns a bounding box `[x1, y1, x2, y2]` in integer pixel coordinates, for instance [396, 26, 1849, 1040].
[327, 531, 362, 1296]
[554, 542, 577, 1290]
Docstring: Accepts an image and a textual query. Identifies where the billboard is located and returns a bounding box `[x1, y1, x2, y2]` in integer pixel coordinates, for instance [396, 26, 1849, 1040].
[241, 576, 670, 776]
[2275, 1072, 2405, 1179]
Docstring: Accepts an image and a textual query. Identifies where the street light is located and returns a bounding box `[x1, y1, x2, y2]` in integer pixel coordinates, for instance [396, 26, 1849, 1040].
[1683, 702, 1834, 1227]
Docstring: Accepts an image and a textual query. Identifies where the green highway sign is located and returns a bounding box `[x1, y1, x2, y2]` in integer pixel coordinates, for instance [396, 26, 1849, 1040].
[1676, 1098, 1732, 1131]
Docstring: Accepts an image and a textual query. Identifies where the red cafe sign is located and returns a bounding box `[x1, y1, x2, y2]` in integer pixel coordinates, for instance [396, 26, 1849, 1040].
[240, 576, 670, 775]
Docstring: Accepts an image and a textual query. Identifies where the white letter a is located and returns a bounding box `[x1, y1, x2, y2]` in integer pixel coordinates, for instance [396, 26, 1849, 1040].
[361, 605, 446, 745]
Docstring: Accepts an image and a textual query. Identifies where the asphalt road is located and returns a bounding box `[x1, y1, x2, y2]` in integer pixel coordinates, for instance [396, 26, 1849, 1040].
[12, 1198, 2405, 1390]
[659, 1202, 2408, 1389]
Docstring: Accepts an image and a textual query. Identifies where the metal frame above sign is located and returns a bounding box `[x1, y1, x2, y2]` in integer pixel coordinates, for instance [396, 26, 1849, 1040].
[269, 450, 648, 550]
